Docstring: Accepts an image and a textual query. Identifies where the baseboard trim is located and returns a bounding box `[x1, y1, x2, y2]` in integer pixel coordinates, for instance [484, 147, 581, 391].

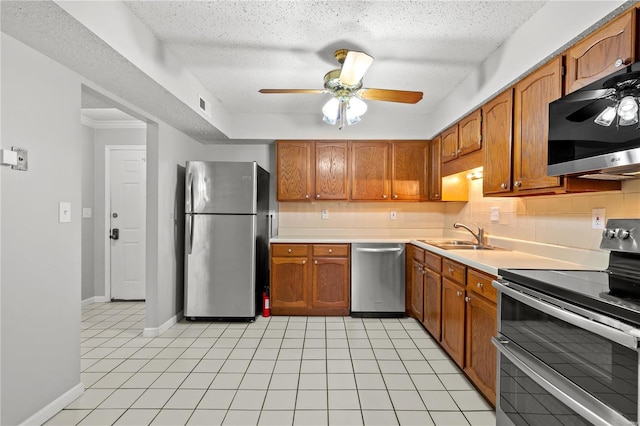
[20, 382, 84, 426]
[143, 310, 184, 337]
[81, 296, 108, 307]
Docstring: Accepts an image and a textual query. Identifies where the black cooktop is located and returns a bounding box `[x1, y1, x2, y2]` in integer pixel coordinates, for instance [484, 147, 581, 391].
[498, 268, 640, 328]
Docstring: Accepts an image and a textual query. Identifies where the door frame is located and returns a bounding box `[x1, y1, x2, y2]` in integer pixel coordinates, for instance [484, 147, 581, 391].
[104, 145, 147, 301]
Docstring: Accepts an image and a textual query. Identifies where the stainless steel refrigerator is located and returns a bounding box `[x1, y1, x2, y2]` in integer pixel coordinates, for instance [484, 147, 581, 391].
[184, 161, 270, 320]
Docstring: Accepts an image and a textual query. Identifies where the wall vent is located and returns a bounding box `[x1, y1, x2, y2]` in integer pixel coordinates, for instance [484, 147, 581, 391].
[198, 95, 211, 117]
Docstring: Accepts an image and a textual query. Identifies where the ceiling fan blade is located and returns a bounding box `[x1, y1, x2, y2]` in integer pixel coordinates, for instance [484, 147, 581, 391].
[561, 88, 613, 103]
[259, 89, 325, 94]
[566, 98, 615, 122]
[339, 51, 374, 86]
[356, 88, 423, 104]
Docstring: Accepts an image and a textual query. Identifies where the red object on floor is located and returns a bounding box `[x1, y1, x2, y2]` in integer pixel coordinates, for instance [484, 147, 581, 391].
[262, 291, 270, 317]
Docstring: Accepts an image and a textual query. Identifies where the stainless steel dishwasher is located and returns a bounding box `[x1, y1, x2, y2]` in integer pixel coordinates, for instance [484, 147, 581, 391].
[351, 243, 405, 317]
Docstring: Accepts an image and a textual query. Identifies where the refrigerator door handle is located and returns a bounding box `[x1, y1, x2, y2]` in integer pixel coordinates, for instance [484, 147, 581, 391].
[187, 213, 194, 255]
[186, 172, 194, 212]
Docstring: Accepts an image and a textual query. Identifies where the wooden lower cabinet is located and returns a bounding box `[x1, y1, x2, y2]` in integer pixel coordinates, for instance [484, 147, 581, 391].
[405, 244, 497, 406]
[465, 290, 497, 406]
[271, 243, 349, 315]
[441, 278, 466, 367]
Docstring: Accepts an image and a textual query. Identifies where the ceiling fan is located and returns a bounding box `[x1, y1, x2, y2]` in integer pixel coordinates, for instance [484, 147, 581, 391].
[564, 68, 640, 127]
[259, 49, 423, 129]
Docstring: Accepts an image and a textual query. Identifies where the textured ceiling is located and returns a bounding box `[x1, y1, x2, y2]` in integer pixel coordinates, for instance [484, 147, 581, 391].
[123, 1, 547, 118]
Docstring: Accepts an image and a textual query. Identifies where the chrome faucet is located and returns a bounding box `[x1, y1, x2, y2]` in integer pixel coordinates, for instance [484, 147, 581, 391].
[453, 222, 485, 245]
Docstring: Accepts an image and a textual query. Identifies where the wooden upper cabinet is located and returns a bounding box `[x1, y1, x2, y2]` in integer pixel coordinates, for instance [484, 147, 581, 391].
[565, 10, 635, 94]
[276, 141, 313, 201]
[458, 109, 482, 156]
[483, 90, 514, 195]
[314, 141, 349, 201]
[391, 141, 429, 201]
[441, 124, 459, 164]
[513, 57, 563, 193]
[351, 141, 390, 201]
[429, 137, 442, 201]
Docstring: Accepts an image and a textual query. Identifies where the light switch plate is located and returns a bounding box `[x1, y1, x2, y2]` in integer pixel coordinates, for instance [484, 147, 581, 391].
[390, 211, 397, 220]
[59, 202, 71, 223]
[490, 207, 500, 222]
[592, 208, 605, 229]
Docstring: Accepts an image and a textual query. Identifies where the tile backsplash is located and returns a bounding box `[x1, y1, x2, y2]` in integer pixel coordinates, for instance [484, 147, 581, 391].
[278, 179, 640, 251]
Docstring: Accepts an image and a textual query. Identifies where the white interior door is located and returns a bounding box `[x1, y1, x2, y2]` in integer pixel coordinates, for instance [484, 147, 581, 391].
[109, 148, 146, 300]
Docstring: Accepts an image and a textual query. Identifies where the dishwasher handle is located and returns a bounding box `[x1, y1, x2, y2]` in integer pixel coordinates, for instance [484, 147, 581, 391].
[355, 247, 403, 253]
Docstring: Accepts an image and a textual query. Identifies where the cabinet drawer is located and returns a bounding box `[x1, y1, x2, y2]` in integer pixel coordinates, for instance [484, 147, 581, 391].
[313, 244, 349, 257]
[424, 251, 441, 273]
[272, 244, 309, 257]
[442, 259, 466, 284]
[412, 246, 425, 263]
[467, 269, 497, 303]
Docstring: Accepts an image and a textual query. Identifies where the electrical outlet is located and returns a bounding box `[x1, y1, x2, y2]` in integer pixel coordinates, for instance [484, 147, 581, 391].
[321, 209, 329, 220]
[592, 208, 605, 229]
[490, 207, 500, 222]
[390, 211, 397, 220]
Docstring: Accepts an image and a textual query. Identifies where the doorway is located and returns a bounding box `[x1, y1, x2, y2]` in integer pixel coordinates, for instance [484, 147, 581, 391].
[105, 146, 147, 301]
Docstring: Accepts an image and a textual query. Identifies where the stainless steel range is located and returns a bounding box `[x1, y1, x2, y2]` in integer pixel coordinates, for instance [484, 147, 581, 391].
[493, 219, 640, 426]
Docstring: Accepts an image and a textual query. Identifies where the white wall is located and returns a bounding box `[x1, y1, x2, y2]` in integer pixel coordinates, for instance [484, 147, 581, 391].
[145, 123, 207, 331]
[1, 34, 81, 425]
[81, 124, 95, 301]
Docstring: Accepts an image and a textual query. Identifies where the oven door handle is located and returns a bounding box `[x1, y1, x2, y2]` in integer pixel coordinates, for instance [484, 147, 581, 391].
[494, 280, 640, 350]
[492, 337, 635, 426]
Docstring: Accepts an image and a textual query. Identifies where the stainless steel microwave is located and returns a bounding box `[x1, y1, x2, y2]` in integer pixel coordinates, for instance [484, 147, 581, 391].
[548, 62, 640, 179]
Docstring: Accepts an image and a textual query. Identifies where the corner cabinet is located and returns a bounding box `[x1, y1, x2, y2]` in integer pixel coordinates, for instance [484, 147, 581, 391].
[270, 243, 349, 316]
[428, 137, 442, 201]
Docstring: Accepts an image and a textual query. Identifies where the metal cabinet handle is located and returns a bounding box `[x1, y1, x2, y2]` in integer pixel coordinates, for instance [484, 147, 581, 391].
[304, 194, 309, 199]
[382, 194, 387, 199]
[500, 183, 507, 189]
[434, 194, 439, 198]
[422, 268, 427, 275]
[316, 194, 320, 198]
[314, 260, 318, 264]
[514, 181, 522, 187]
[448, 267, 454, 273]
[465, 296, 471, 302]
[456, 291, 463, 297]
[302, 260, 306, 265]
[457, 148, 462, 154]
[476, 282, 483, 288]
[393, 194, 398, 199]
[288, 248, 292, 253]
[328, 249, 333, 253]
[615, 58, 627, 68]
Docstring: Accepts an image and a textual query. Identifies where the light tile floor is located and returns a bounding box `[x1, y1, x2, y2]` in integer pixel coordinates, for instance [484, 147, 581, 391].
[47, 302, 495, 425]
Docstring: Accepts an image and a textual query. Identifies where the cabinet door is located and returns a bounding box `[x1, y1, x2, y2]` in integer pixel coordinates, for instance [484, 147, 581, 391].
[565, 11, 635, 94]
[391, 141, 429, 201]
[423, 268, 442, 341]
[429, 137, 442, 201]
[351, 141, 390, 201]
[483, 90, 514, 195]
[513, 57, 562, 193]
[464, 293, 497, 406]
[458, 109, 482, 156]
[276, 141, 313, 201]
[270, 256, 309, 313]
[441, 278, 466, 367]
[310, 257, 350, 314]
[315, 141, 349, 201]
[410, 259, 424, 321]
[441, 125, 459, 164]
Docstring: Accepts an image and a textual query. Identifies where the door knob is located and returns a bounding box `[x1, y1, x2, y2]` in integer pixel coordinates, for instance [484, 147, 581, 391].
[110, 228, 120, 240]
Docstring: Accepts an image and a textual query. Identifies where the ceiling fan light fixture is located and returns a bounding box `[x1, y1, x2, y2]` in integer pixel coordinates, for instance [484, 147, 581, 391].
[594, 105, 617, 126]
[618, 95, 638, 124]
[322, 97, 340, 124]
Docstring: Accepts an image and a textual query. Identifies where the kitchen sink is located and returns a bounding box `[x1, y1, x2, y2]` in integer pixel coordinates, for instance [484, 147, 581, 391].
[419, 240, 506, 251]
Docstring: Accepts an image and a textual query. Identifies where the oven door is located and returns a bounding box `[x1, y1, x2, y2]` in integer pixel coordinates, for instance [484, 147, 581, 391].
[494, 280, 639, 426]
